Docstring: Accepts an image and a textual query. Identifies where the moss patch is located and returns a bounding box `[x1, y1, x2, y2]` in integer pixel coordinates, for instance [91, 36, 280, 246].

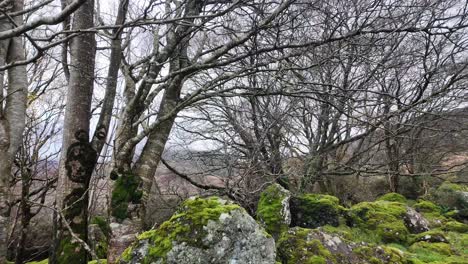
[378, 193, 407, 203]
[111, 171, 142, 221]
[91, 216, 110, 239]
[442, 221, 468, 233]
[348, 200, 409, 244]
[412, 230, 448, 244]
[25, 260, 49, 264]
[446, 231, 468, 255]
[377, 222, 409, 244]
[257, 184, 290, 239]
[413, 200, 441, 214]
[87, 260, 107, 264]
[425, 182, 468, 215]
[353, 245, 407, 264]
[56, 236, 87, 264]
[277, 227, 335, 264]
[408, 242, 453, 261]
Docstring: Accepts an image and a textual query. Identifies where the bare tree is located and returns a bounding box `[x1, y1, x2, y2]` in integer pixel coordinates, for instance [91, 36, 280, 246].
[53, 0, 97, 262]
[0, 0, 28, 261]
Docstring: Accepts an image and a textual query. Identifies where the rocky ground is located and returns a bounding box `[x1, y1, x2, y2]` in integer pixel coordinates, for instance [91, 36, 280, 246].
[19, 182, 468, 264]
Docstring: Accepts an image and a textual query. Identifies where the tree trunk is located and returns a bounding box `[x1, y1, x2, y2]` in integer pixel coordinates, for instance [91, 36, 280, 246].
[53, 0, 96, 262]
[107, 1, 202, 261]
[14, 169, 32, 264]
[0, 0, 28, 261]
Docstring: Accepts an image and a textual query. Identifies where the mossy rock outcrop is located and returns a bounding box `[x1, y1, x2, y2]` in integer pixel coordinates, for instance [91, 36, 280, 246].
[277, 227, 411, 264]
[257, 183, 291, 239]
[277, 227, 337, 264]
[352, 245, 408, 264]
[290, 193, 345, 229]
[348, 200, 410, 244]
[377, 193, 407, 203]
[119, 196, 275, 264]
[412, 230, 448, 244]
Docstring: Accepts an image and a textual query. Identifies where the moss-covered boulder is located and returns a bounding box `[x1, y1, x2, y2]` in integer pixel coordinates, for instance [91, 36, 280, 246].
[412, 230, 448, 244]
[119, 196, 275, 264]
[277, 227, 338, 264]
[257, 183, 291, 239]
[277, 227, 412, 264]
[352, 245, 408, 264]
[413, 200, 441, 214]
[290, 193, 345, 229]
[442, 220, 468, 232]
[377, 193, 407, 203]
[348, 200, 410, 244]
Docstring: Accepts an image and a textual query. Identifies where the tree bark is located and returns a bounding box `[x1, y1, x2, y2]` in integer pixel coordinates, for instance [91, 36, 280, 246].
[0, 0, 28, 261]
[53, 0, 96, 262]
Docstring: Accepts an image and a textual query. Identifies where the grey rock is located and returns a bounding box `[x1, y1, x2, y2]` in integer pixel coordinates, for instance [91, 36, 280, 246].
[120, 197, 275, 264]
[404, 207, 430, 234]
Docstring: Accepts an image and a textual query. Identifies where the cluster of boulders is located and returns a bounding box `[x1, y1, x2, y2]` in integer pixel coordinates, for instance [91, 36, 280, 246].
[118, 182, 468, 264]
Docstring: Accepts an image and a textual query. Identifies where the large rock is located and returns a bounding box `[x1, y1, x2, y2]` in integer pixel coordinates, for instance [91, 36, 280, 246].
[403, 207, 430, 234]
[348, 200, 410, 243]
[119, 197, 275, 264]
[290, 193, 344, 229]
[256, 183, 291, 239]
[108, 219, 142, 264]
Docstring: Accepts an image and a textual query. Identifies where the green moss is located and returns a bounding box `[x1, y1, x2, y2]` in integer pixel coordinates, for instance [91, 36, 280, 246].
[120, 246, 133, 262]
[25, 260, 48, 264]
[408, 242, 453, 262]
[412, 230, 448, 244]
[277, 227, 335, 264]
[418, 210, 448, 229]
[111, 171, 143, 221]
[425, 182, 468, 215]
[91, 216, 110, 239]
[377, 222, 409, 244]
[378, 193, 407, 203]
[95, 241, 108, 259]
[56, 236, 87, 264]
[386, 243, 408, 252]
[90, 216, 109, 258]
[446, 231, 468, 255]
[19, 259, 107, 264]
[348, 200, 410, 244]
[413, 200, 441, 214]
[87, 260, 107, 264]
[321, 224, 382, 244]
[120, 197, 240, 263]
[290, 193, 345, 229]
[257, 184, 290, 239]
[353, 245, 407, 264]
[443, 221, 468, 233]
[438, 182, 467, 192]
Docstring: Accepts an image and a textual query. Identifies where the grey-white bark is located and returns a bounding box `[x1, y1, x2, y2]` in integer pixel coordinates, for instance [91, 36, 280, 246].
[53, 0, 96, 262]
[0, 0, 28, 262]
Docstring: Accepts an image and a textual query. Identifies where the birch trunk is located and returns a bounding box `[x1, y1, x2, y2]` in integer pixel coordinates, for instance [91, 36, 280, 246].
[0, 0, 28, 261]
